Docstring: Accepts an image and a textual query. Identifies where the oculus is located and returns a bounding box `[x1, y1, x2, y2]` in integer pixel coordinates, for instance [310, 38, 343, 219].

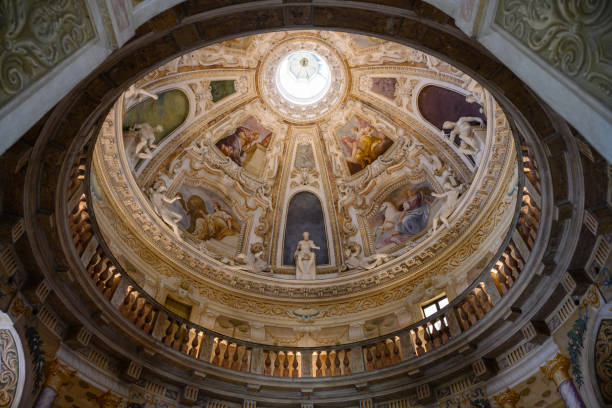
[276, 51, 331, 105]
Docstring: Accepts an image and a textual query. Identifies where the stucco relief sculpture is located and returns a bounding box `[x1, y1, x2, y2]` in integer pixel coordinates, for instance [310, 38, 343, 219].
[442, 116, 486, 158]
[431, 182, 465, 232]
[343, 242, 391, 270]
[149, 182, 183, 238]
[124, 85, 158, 106]
[295, 232, 319, 280]
[131, 123, 163, 160]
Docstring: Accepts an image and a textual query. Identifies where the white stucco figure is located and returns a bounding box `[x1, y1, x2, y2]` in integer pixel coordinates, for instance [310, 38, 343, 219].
[442, 116, 485, 156]
[294, 232, 319, 280]
[124, 85, 158, 106]
[344, 242, 391, 270]
[431, 182, 464, 232]
[132, 123, 163, 160]
[149, 183, 183, 238]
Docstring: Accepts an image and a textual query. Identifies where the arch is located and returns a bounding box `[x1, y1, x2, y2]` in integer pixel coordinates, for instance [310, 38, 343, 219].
[283, 192, 329, 266]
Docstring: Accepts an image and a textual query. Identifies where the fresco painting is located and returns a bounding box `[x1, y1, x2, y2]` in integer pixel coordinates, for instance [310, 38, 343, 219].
[210, 80, 236, 102]
[171, 184, 242, 254]
[371, 78, 397, 100]
[123, 89, 189, 144]
[336, 115, 393, 175]
[215, 116, 272, 177]
[368, 182, 440, 250]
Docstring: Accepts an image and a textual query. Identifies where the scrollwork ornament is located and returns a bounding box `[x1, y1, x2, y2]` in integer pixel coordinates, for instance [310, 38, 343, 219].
[0, 330, 18, 407]
[0, 0, 95, 107]
[595, 319, 612, 404]
[496, 0, 612, 102]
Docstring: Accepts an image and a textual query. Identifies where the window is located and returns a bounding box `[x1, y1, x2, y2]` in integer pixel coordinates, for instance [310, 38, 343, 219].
[421, 296, 449, 332]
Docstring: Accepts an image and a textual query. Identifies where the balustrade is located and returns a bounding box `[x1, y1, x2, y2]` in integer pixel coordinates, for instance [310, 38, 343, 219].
[86, 247, 121, 299]
[454, 282, 495, 332]
[263, 350, 301, 377]
[410, 316, 451, 357]
[209, 338, 252, 372]
[67, 147, 88, 195]
[313, 349, 351, 377]
[69, 194, 93, 255]
[521, 143, 541, 193]
[490, 242, 525, 296]
[363, 337, 401, 369]
[518, 187, 540, 250]
[162, 316, 204, 358]
[118, 286, 157, 335]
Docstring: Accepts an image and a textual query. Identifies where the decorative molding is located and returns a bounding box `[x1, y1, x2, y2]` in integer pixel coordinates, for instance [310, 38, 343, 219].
[495, 0, 612, 108]
[0, 0, 96, 109]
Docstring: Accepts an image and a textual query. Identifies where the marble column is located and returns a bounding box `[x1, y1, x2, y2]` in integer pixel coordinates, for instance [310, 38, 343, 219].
[96, 390, 123, 408]
[33, 359, 76, 408]
[493, 388, 520, 408]
[540, 353, 586, 408]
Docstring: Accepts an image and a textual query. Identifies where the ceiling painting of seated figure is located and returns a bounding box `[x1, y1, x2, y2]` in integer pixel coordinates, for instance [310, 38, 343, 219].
[171, 184, 244, 257]
[215, 116, 273, 178]
[336, 114, 393, 175]
[367, 182, 440, 251]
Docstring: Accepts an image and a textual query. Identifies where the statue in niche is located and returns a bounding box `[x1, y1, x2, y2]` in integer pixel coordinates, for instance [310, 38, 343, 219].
[442, 116, 485, 156]
[295, 232, 320, 280]
[431, 182, 465, 232]
[131, 123, 163, 160]
[149, 182, 183, 238]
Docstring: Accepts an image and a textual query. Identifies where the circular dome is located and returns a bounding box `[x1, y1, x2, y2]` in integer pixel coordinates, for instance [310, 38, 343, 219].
[276, 51, 331, 104]
[91, 30, 519, 347]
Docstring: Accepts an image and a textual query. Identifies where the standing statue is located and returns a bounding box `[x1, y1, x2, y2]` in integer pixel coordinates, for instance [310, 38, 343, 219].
[294, 232, 320, 280]
[149, 183, 183, 238]
[431, 182, 464, 232]
[132, 123, 163, 160]
[442, 117, 485, 156]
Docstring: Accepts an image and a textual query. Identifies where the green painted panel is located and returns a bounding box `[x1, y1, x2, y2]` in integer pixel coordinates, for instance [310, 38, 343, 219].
[210, 80, 236, 103]
[123, 89, 189, 144]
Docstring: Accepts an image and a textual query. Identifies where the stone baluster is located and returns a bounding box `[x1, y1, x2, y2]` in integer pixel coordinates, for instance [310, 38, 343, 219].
[33, 359, 77, 408]
[540, 353, 586, 408]
[493, 388, 520, 408]
[350, 345, 364, 373]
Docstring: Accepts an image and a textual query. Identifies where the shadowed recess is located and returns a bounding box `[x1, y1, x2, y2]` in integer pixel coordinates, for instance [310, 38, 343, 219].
[283, 192, 329, 266]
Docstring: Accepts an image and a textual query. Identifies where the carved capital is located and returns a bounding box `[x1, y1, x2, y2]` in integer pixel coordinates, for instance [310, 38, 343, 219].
[96, 390, 123, 408]
[540, 353, 571, 387]
[43, 359, 76, 392]
[493, 388, 520, 408]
